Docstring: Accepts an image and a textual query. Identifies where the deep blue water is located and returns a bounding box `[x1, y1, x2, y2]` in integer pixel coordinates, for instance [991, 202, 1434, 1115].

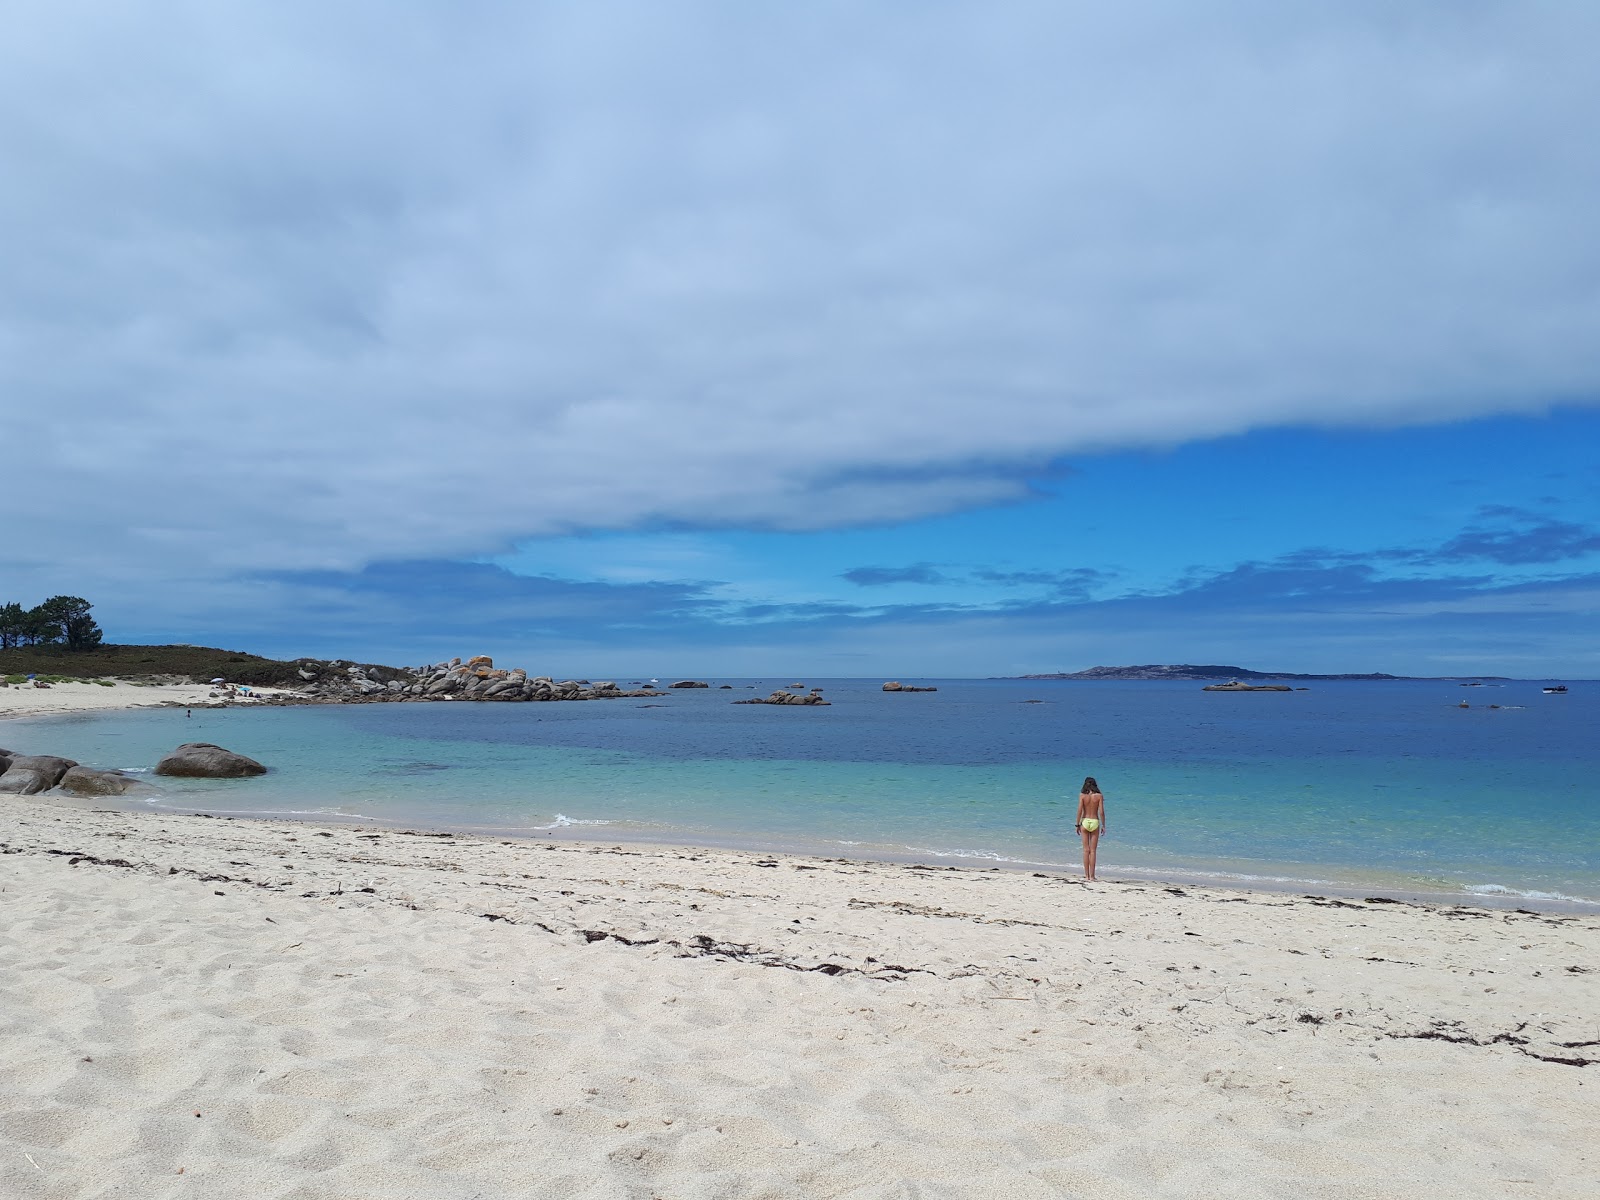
[14, 678, 1598, 902]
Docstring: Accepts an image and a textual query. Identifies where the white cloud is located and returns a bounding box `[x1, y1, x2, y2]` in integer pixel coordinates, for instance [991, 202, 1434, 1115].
[3, 1, 1598, 587]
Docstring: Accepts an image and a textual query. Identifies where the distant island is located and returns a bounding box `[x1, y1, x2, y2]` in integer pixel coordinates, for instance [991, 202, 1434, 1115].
[1002, 664, 1510, 682]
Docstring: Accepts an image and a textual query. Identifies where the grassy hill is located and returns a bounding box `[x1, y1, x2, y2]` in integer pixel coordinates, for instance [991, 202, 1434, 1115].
[0, 644, 349, 686]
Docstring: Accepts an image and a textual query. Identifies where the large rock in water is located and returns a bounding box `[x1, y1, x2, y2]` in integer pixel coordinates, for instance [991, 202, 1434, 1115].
[734, 690, 831, 706]
[57, 766, 139, 796]
[0, 755, 79, 795]
[154, 743, 268, 778]
[670, 680, 709, 689]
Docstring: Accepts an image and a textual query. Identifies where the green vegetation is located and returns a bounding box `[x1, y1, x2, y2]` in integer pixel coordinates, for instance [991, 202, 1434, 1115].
[0, 596, 406, 687]
[0, 643, 410, 687]
[0, 644, 310, 685]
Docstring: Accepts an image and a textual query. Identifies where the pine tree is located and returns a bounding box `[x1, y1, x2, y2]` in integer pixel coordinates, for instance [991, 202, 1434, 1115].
[35, 595, 104, 651]
[0, 602, 25, 650]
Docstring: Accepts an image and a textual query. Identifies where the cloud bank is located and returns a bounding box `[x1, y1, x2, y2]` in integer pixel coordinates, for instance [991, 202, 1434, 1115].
[3, 1, 1598, 587]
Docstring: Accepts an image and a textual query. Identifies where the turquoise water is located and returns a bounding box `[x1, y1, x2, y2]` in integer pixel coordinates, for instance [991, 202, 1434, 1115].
[11, 678, 1597, 903]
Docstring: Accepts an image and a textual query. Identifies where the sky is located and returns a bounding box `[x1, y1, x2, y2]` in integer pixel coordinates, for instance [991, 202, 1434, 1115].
[2, 2, 1597, 677]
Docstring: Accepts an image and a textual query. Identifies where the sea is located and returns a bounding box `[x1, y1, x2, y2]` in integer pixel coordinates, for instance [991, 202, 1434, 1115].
[14, 678, 1598, 906]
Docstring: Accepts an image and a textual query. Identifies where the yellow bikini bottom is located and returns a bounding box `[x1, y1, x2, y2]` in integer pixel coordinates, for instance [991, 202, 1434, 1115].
[1080, 818, 1100, 833]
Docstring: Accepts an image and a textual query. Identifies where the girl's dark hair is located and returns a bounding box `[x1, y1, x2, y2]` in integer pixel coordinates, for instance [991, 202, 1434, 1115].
[1082, 776, 1100, 795]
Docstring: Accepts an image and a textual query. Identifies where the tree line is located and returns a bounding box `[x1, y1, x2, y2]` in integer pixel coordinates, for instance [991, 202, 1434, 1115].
[0, 596, 104, 651]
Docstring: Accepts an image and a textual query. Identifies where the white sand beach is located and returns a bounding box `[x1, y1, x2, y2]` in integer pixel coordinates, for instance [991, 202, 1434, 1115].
[0, 797, 1595, 1199]
[0, 681, 298, 722]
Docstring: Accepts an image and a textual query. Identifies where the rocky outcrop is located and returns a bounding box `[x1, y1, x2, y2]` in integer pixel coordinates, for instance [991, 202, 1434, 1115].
[57, 765, 140, 796]
[0, 754, 78, 795]
[394, 662, 658, 703]
[735, 690, 831, 706]
[154, 743, 268, 778]
[882, 682, 937, 692]
[203, 656, 668, 706]
[1202, 682, 1293, 692]
[670, 681, 709, 689]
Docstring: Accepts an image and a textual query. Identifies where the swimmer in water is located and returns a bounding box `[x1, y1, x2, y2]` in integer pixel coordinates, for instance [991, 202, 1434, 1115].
[1075, 776, 1106, 881]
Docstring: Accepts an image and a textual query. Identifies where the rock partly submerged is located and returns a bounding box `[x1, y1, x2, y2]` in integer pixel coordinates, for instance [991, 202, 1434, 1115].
[154, 743, 269, 778]
[881, 682, 938, 693]
[1201, 681, 1294, 692]
[735, 690, 831, 706]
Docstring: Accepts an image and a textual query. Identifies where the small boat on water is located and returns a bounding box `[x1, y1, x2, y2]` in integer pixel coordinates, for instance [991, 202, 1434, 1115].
[1543, 685, 1568, 694]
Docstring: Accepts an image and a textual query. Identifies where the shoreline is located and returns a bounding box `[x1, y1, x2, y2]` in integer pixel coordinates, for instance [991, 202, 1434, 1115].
[7, 695, 1596, 913]
[22, 787, 1600, 915]
[1, 793, 1596, 1197]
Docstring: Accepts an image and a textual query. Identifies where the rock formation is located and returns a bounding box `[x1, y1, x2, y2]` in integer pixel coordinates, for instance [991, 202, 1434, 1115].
[0, 754, 78, 795]
[669, 681, 709, 689]
[882, 682, 937, 692]
[734, 690, 831, 706]
[154, 743, 269, 778]
[57, 765, 141, 796]
[1201, 681, 1293, 692]
[289, 659, 657, 704]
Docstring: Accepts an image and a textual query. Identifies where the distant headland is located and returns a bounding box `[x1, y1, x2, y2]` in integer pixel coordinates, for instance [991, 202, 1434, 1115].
[1001, 664, 1511, 682]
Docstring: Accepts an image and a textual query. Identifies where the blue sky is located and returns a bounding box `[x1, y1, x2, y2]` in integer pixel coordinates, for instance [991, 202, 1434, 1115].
[3, 3, 1597, 676]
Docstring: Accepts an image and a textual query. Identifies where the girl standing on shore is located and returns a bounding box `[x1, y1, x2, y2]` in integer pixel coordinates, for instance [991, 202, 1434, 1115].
[1076, 777, 1106, 881]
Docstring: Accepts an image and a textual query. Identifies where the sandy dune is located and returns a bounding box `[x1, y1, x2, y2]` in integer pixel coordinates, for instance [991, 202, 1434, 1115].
[1, 797, 1595, 1199]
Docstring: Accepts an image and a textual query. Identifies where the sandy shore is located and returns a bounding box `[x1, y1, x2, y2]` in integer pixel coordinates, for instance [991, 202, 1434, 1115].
[1, 798, 1595, 1199]
[0, 681, 299, 721]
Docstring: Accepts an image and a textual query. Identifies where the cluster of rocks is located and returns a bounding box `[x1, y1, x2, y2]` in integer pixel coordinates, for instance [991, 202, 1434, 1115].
[735, 689, 831, 706]
[198, 656, 892, 710]
[0, 741, 268, 798]
[289, 659, 422, 701]
[0, 748, 142, 796]
[292, 657, 658, 703]
[413, 658, 662, 702]
[1201, 681, 1294, 692]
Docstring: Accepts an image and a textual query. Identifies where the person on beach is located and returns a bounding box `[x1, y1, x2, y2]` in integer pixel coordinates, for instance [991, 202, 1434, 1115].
[1076, 776, 1106, 881]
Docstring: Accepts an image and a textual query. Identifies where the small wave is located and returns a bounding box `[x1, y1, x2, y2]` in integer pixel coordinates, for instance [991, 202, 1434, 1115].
[1465, 883, 1597, 905]
[533, 813, 615, 830]
[1110, 864, 1351, 888]
[900, 845, 1033, 864]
